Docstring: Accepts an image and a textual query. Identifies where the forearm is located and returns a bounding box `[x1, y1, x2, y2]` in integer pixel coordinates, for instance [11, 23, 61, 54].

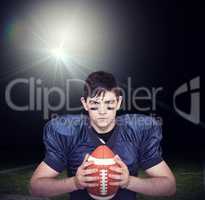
[126, 175, 176, 196]
[30, 176, 78, 197]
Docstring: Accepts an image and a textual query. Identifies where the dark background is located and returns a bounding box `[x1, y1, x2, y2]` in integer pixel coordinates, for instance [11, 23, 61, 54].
[0, 0, 204, 165]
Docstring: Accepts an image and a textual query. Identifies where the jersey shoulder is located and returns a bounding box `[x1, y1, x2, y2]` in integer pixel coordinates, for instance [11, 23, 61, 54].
[117, 114, 161, 136]
[44, 114, 87, 137]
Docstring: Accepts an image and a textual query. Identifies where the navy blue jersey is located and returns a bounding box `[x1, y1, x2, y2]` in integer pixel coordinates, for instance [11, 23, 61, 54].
[43, 114, 163, 200]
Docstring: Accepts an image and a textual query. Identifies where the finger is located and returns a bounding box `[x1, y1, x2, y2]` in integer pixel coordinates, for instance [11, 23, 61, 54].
[82, 154, 90, 164]
[109, 166, 123, 173]
[108, 173, 122, 180]
[82, 168, 98, 175]
[82, 161, 94, 169]
[84, 176, 99, 182]
[86, 182, 99, 187]
[79, 182, 87, 188]
[114, 155, 126, 168]
[79, 154, 90, 170]
[109, 181, 123, 186]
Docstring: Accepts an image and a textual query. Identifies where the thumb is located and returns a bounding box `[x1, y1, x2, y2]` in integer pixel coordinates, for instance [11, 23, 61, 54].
[114, 154, 121, 160]
[114, 154, 125, 167]
[82, 153, 90, 164]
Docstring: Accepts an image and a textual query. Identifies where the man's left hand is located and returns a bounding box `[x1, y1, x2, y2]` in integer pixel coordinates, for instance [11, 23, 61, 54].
[108, 155, 130, 189]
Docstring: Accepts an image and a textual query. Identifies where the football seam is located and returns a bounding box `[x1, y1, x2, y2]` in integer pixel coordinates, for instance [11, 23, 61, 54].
[99, 169, 108, 195]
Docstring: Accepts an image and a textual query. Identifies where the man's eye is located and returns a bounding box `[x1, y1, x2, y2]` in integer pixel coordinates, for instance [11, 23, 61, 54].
[107, 107, 115, 110]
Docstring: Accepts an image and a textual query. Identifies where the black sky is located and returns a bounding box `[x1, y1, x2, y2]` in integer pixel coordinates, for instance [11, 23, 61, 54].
[0, 0, 204, 161]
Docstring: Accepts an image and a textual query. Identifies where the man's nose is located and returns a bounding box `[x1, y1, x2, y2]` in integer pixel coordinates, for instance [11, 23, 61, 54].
[98, 104, 107, 114]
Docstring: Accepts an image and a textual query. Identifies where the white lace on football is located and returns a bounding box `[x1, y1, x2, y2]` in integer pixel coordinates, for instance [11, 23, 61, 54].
[100, 169, 108, 195]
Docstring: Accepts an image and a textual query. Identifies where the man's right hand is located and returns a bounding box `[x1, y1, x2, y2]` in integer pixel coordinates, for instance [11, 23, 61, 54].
[74, 154, 99, 190]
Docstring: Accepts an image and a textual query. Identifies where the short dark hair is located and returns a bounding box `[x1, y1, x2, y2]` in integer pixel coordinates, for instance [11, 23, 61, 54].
[83, 71, 121, 99]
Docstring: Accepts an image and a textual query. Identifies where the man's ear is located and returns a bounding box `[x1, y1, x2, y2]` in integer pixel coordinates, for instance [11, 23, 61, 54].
[116, 96, 123, 110]
[80, 97, 88, 111]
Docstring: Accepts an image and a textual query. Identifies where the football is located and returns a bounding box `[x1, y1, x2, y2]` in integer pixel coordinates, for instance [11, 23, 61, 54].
[86, 145, 119, 200]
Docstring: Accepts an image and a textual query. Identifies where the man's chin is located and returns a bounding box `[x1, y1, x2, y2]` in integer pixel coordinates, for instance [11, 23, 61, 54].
[95, 122, 111, 129]
[97, 123, 109, 128]
[93, 119, 115, 131]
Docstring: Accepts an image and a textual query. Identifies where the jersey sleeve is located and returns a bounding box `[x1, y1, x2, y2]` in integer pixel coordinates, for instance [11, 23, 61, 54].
[139, 118, 163, 170]
[43, 121, 67, 173]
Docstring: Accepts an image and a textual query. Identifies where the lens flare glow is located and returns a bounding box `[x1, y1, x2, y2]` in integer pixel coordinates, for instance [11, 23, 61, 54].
[2, 1, 116, 81]
[51, 47, 65, 61]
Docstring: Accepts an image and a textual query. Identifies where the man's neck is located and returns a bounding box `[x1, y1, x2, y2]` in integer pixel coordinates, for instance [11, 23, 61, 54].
[90, 120, 116, 134]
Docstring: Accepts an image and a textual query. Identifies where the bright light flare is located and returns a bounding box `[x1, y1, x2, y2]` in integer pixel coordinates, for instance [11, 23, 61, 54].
[7, 1, 117, 79]
[50, 47, 66, 61]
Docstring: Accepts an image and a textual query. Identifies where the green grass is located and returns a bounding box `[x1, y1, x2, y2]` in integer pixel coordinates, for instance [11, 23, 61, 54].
[0, 160, 204, 200]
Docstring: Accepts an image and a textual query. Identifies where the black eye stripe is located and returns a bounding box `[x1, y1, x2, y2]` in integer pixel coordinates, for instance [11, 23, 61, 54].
[90, 107, 98, 110]
[90, 106, 115, 110]
[107, 107, 115, 110]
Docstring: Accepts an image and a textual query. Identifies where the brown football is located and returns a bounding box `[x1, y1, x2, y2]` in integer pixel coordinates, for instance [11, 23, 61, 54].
[86, 145, 119, 200]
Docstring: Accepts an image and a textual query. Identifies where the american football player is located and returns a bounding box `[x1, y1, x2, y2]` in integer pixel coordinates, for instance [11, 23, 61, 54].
[30, 71, 176, 200]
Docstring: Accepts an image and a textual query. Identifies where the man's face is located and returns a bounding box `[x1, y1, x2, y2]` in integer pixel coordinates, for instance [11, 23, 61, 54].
[81, 91, 122, 133]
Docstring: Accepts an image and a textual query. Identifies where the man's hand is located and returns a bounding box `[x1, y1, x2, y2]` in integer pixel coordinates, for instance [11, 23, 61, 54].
[108, 155, 130, 189]
[74, 154, 99, 190]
